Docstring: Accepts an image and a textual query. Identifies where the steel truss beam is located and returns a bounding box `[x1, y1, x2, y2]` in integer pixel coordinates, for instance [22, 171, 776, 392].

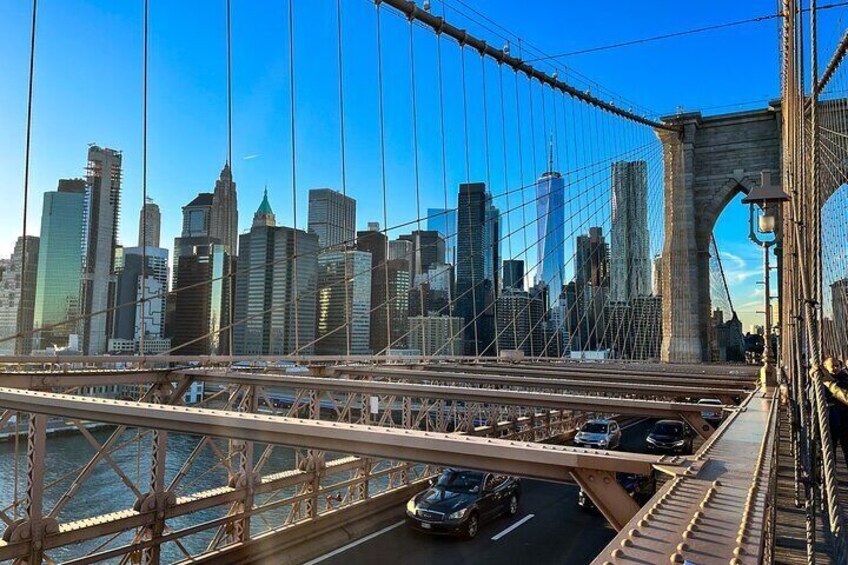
[0, 388, 662, 478]
[184, 370, 718, 435]
[327, 366, 747, 401]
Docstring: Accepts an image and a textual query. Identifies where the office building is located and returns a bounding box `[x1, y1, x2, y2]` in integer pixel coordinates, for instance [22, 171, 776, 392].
[138, 200, 161, 248]
[233, 190, 319, 355]
[408, 314, 463, 356]
[503, 259, 525, 291]
[610, 160, 651, 302]
[209, 163, 239, 255]
[0, 236, 39, 355]
[536, 151, 565, 312]
[410, 263, 454, 317]
[308, 188, 356, 250]
[315, 250, 372, 355]
[832, 278, 848, 357]
[112, 247, 169, 345]
[427, 207, 457, 264]
[357, 223, 388, 353]
[575, 227, 609, 288]
[79, 146, 122, 355]
[456, 182, 496, 355]
[399, 230, 445, 278]
[33, 179, 86, 350]
[171, 244, 232, 355]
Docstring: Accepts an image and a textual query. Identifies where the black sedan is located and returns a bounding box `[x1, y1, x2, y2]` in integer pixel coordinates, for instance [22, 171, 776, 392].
[645, 419, 694, 454]
[405, 469, 521, 538]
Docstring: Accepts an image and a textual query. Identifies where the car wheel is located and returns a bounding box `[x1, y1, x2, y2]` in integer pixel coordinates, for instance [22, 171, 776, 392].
[507, 494, 519, 516]
[464, 513, 479, 539]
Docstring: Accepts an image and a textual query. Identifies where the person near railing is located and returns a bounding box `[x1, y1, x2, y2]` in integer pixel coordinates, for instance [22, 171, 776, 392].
[815, 357, 848, 465]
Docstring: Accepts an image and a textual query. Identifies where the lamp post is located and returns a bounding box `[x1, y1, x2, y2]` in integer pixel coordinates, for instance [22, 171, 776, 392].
[742, 171, 789, 390]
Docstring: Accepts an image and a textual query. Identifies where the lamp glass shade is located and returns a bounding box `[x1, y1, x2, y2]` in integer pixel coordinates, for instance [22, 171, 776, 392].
[758, 214, 776, 234]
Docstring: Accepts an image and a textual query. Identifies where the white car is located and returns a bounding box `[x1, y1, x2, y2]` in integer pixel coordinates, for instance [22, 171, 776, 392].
[573, 419, 621, 450]
[697, 398, 724, 425]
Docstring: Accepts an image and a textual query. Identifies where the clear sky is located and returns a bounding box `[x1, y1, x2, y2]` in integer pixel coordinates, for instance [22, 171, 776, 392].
[2, 0, 846, 331]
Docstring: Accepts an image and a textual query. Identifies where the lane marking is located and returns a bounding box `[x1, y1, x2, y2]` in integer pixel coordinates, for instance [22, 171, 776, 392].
[491, 513, 535, 541]
[303, 520, 405, 564]
[620, 417, 648, 431]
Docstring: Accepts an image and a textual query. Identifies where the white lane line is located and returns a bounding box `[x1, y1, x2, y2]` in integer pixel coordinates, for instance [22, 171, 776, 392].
[303, 520, 405, 565]
[491, 513, 535, 541]
[620, 417, 648, 431]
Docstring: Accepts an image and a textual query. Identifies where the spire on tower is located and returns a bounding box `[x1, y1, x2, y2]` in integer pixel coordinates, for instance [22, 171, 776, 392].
[547, 132, 554, 174]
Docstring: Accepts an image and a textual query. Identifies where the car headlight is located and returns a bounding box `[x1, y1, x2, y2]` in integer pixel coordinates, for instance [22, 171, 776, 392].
[671, 440, 686, 447]
[598, 439, 608, 446]
[646, 437, 658, 445]
[448, 508, 469, 520]
[406, 499, 417, 514]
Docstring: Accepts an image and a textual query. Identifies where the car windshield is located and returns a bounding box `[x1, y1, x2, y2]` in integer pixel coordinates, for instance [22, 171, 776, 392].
[582, 422, 609, 434]
[434, 470, 483, 493]
[654, 422, 683, 436]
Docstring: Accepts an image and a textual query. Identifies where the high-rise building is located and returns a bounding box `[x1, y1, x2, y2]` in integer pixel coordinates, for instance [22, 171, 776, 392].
[233, 190, 319, 355]
[832, 278, 848, 357]
[427, 208, 457, 264]
[652, 254, 664, 296]
[315, 250, 372, 355]
[632, 295, 663, 360]
[111, 247, 169, 346]
[410, 263, 454, 317]
[0, 236, 40, 354]
[171, 244, 232, 355]
[138, 200, 161, 248]
[173, 192, 215, 289]
[209, 163, 239, 255]
[80, 146, 122, 355]
[408, 314, 463, 356]
[503, 259, 525, 291]
[456, 183, 496, 355]
[356, 223, 388, 353]
[484, 197, 501, 291]
[308, 188, 356, 250]
[610, 160, 650, 302]
[575, 227, 609, 288]
[385, 258, 411, 350]
[536, 151, 565, 312]
[399, 230, 446, 278]
[33, 179, 86, 351]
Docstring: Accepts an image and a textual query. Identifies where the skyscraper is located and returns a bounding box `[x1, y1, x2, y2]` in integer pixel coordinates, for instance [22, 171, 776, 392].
[308, 188, 356, 250]
[111, 247, 169, 345]
[399, 230, 446, 279]
[80, 146, 122, 355]
[138, 199, 161, 248]
[315, 250, 372, 355]
[171, 243, 232, 355]
[456, 182, 496, 355]
[427, 208, 457, 264]
[575, 227, 609, 288]
[233, 191, 319, 355]
[536, 150, 565, 313]
[33, 179, 86, 351]
[0, 236, 40, 355]
[356, 223, 388, 353]
[173, 192, 215, 289]
[209, 163, 239, 255]
[832, 278, 848, 357]
[503, 260, 525, 291]
[483, 197, 501, 291]
[610, 160, 651, 302]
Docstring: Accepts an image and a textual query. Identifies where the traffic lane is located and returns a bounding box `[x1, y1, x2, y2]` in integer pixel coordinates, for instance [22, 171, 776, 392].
[564, 418, 656, 453]
[313, 480, 613, 565]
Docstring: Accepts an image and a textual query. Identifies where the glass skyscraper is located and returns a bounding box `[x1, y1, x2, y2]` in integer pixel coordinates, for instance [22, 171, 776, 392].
[33, 179, 86, 351]
[535, 165, 565, 314]
[427, 207, 457, 264]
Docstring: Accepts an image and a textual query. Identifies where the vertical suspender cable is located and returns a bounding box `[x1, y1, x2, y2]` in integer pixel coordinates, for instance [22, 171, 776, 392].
[226, 0, 234, 356]
[140, 0, 148, 359]
[375, 2, 392, 357]
[288, 0, 300, 355]
[408, 18, 426, 357]
[337, 0, 351, 356]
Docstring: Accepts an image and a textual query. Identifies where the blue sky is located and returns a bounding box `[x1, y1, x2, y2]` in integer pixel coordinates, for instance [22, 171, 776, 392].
[2, 0, 846, 331]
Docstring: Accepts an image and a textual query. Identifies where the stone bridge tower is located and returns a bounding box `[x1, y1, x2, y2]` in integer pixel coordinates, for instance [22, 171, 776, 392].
[658, 106, 781, 363]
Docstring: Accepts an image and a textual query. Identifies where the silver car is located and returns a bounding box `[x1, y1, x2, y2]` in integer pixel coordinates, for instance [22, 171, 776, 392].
[573, 419, 621, 449]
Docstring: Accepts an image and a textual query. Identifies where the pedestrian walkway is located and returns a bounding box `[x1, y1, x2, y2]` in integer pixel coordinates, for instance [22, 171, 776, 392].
[773, 405, 848, 564]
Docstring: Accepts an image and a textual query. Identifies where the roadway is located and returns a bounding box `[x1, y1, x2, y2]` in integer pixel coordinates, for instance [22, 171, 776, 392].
[310, 419, 658, 565]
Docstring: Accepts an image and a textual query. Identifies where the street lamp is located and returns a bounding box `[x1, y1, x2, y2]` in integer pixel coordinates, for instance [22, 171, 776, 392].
[742, 171, 789, 390]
